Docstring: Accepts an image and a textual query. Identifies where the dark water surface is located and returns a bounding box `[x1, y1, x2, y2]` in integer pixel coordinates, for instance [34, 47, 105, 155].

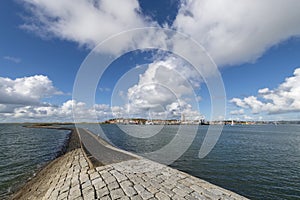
[0, 124, 70, 199]
[1, 124, 299, 200]
[78, 124, 300, 200]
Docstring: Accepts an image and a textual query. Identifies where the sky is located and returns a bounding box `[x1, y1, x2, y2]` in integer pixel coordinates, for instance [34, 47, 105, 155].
[0, 0, 300, 122]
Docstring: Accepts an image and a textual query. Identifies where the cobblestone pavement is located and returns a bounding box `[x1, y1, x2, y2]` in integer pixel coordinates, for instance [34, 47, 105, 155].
[12, 149, 88, 200]
[37, 149, 248, 200]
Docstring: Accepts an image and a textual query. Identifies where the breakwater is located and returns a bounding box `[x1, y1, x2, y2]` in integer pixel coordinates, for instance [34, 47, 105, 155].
[12, 127, 248, 200]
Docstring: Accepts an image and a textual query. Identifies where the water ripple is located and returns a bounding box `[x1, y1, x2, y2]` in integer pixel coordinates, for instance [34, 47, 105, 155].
[0, 124, 69, 199]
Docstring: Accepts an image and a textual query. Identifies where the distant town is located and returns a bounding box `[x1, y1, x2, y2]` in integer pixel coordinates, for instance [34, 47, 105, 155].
[101, 118, 300, 125]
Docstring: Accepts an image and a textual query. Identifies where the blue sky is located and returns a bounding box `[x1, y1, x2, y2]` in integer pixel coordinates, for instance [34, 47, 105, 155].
[0, 0, 300, 122]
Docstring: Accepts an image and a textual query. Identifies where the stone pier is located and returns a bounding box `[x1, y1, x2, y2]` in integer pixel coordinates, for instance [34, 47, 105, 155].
[12, 128, 249, 200]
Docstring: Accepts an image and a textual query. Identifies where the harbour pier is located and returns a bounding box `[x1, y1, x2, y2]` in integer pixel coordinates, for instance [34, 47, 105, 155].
[12, 127, 248, 200]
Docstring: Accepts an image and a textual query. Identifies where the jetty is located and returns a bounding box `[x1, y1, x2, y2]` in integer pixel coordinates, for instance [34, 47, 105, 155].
[12, 127, 249, 200]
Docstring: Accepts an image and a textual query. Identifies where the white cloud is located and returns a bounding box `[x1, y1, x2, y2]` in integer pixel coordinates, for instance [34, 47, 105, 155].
[0, 74, 69, 122]
[16, 1, 300, 121]
[21, 0, 300, 67]
[174, 0, 300, 66]
[242, 115, 253, 121]
[3, 56, 21, 63]
[231, 68, 300, 114]
[118, 56, 203, 120]
[0, 75, 62, 105]
[230, 98, 248, 109]
[21, 0, 152, 49]
[0, 65, 203, 122]
[230, 109, 244, 115]
[1, 100, 114, 122]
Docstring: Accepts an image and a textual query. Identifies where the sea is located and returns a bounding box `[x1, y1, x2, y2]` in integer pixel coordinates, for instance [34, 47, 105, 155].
[0, 123, 299, 199]
[0, 124, 70, 199]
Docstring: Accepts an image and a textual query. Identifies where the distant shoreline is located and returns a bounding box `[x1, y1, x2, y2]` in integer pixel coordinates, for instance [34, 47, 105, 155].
[1, 120, 300, 125]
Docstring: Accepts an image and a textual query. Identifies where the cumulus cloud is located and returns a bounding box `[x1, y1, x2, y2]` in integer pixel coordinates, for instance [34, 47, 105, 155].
[231, 68, 300, 114]
[16, 0, 300, 121]
[0, 75, 62, 105]
[1, 100, 114, 122]
[21, 0, 300, 66]
[173, 0, 300, 66]
[20, 0, 152, 49]
[230, 109, 244, 115]
[0, 69, 202, 122]
[0, 74, 66, 121]
[117, 56, 203, 120]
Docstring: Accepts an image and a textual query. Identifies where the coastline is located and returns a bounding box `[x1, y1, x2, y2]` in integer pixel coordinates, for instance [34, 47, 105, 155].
[11, 126, 249, 200]
[10, 127, 78, 200]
